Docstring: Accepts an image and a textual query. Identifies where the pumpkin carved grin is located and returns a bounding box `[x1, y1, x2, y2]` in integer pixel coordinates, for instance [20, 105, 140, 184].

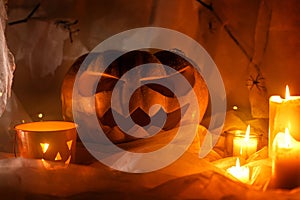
[99, 103, 190, 132]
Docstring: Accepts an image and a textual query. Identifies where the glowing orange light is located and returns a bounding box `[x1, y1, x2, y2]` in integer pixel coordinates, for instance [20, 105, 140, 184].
[65, 156, 71, 164]
[227, 157, 250, 183]
[40, 143, 49, 153]
[38, 113, 43, 119]
[285, 85, 290, 100]
[55, 152, 62, 161]
[66, 140, 73, 150]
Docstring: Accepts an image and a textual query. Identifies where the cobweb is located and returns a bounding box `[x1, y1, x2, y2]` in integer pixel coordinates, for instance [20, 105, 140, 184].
[0, 1, 15, 117]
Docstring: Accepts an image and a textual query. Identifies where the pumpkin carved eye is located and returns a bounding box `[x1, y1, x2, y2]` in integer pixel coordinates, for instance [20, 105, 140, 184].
[40, 143, 49, 153]
[141, 65, 195, 98]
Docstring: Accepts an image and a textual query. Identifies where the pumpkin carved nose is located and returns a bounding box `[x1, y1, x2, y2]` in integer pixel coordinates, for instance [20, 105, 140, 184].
[99, 104, 189, 133]
[130, 108, 151, 127]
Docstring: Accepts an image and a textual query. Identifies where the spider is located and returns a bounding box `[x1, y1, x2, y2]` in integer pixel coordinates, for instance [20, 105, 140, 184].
[246, 73, 266, 91]
[55, 20, 78, 29]
[55, 19, 80, 43]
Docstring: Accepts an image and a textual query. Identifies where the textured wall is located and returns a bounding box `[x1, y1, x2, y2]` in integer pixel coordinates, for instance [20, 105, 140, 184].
[4, 0, 300, 121]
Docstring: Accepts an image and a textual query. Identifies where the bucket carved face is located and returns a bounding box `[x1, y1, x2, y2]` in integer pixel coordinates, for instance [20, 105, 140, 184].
[61, 50, 208, 143]
[15, 121, 77, 164]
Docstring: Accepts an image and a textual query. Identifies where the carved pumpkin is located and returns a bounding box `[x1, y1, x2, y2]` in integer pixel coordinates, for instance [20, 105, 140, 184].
[61, 50, 208, 144]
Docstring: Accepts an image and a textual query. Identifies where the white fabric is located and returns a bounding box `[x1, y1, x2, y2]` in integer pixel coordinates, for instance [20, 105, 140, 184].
[0, 1, 15, 116]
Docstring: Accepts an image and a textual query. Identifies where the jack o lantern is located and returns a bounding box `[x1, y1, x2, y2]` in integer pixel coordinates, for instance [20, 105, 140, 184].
[61, 50, 208, 144]
[15, 121, 77, 164]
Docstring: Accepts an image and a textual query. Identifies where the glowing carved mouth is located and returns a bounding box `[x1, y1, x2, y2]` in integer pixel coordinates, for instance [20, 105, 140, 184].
[99, 103, 190, 132]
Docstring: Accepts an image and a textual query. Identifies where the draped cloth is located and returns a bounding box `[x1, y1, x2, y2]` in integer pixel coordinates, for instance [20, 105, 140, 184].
[0, 1, 15, 117]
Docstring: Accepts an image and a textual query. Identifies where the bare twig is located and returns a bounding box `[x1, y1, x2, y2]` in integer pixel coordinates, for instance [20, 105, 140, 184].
[224, 25, 251, 60]
[246, 0, 272, 94]
[251, 0, 272, 67]
[196, 0, 213, 11]
[196, 0, 251, 60]
[8, 3, 40, 25]
[149, 0, 158, 24]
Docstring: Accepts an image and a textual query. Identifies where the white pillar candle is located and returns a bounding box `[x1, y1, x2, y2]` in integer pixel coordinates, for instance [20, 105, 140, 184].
[272, 128, 300, 189]
[269, 85, 300, 157]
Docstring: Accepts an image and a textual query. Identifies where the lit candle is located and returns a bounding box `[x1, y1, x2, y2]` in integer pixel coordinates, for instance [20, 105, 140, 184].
[227, 158, 250, 183]
[272, 128, 300, 189]
[15, 121, 77, 164]
[269, 85, 300, 157]
[233, 125, 258, 159]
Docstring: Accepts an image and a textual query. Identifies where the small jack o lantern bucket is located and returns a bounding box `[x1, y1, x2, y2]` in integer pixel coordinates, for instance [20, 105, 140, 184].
[15, 121, 77, 164]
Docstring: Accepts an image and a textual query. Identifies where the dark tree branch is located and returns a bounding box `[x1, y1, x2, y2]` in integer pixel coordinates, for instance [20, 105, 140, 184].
[196, 0, 213, 11]
[8, 3, 40, 25]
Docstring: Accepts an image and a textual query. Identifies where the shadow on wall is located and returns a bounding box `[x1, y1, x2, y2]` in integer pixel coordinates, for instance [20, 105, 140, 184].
[4, 0, 300, 121]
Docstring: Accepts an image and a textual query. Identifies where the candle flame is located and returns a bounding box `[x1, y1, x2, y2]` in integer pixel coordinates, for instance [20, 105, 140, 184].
[285, 85, 290, 100]
[227, 157, 250, 183]
[238, 125, 251, 156]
